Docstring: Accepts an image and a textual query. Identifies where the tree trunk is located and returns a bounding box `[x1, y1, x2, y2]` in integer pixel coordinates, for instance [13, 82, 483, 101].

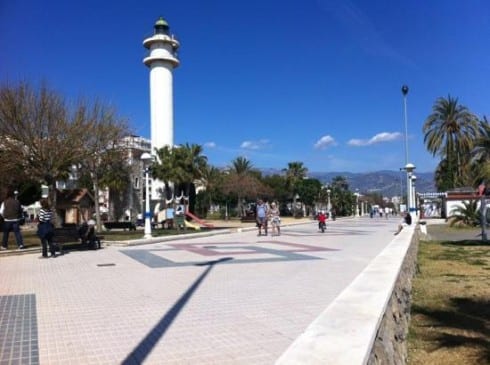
[237, 195, 243, 218]
[93, 177, 103, 232]
[49, 183, 61, 227]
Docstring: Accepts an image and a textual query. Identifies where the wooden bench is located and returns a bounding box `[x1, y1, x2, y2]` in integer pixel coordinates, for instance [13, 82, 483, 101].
[103, 221, 136, 231]
[53, 227, 102, 254]
[150, 219, 174, 230]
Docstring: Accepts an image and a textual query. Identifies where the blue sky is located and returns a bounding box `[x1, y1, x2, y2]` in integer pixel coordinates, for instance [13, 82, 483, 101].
[1, 1, 489, 173]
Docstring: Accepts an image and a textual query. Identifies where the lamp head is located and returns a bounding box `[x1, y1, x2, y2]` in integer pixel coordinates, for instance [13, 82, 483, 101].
[141, 152, 153, 164]
[404, 163, 415, 172]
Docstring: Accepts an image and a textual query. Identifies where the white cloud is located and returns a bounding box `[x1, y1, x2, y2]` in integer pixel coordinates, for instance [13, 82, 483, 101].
[240, 139, 270, 150]
[204, 142, 216, 148]
[348, 132, 402, 146]
[347, 138, 365, 147]
[314, 135, 337, 149]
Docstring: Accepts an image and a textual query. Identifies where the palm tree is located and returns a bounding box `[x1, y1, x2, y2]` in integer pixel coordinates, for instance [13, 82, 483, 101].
[469, 117, 490, 186]
[231, 156, 254, 175]
[433, 159, 453, 192]
[152, 145, 177, 200]
[283, 161, 308, 216]
[153, 143, 207, 208]
[329, 176, 354, 216]
[199, 165, 224, 216]
[221, 157, 271, 217]
[423, 96, 480, 189]
[173, 143, 208, 198]
[150, 144, 207, 230]
[330, 176, 349, 191]
[449, 200, 480, 227]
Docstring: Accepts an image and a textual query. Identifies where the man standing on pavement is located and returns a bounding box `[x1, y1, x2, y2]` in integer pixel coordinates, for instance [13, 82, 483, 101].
[256, 199, 268, 236]
[0, 189, 26, 250]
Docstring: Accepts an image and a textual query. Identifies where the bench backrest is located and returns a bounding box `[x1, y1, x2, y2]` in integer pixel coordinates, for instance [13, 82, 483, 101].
[53, 227, 81, 242]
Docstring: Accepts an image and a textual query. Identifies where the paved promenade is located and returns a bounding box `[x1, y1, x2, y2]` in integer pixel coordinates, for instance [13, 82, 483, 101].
[1, 216, 406, 365]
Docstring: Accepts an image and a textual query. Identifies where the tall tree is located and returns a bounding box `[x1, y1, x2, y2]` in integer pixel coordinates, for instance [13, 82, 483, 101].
[222, 157, 270, 216]
[0, 82, 85, 220]
[296, 178, 322, 216]
[423, 96, 480, 189]
[328, 176, 354, 216]
[173, 143, 208, 215]
[283, 161, 308, 216]
[433, 159, 453, 192]
[152, 145, 177, 200]
[75, 100, 130, 230]
[151, 144, 208, 223]
[0, 82, 132, 226]
[173, 143, 208, 197]
[262, 174, 289, 205]
[469, 117, 490, 186]
[198, 165, 225, 215]
[231, 156, 254, 175]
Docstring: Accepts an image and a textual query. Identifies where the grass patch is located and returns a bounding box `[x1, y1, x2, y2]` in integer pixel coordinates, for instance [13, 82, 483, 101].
[407, 238, 490, 365]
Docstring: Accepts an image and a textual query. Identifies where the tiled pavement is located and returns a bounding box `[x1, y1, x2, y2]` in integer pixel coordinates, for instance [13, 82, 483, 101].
[1, 216, 403, 364]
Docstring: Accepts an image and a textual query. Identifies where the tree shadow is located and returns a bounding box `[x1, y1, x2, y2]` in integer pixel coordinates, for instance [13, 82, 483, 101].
[441, 240, 490, 247]
[121, 257, 233, 365]
[412, 297, 490, 363]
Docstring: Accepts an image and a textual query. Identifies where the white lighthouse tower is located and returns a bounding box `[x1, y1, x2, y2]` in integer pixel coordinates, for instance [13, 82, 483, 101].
[143, 17, 179, 198]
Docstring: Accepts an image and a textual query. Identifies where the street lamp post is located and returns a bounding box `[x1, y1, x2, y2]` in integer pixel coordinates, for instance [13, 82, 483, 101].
[355, 189, 360, 217]
[402, 85, 409, 165]
[401, 85, 416, 213]
[411, 174, 417, 214]
[399, 168, 404, 201]
[327, 188, 331, 215]
[403, 163, 415, 212]
[141, 152, 153, 239]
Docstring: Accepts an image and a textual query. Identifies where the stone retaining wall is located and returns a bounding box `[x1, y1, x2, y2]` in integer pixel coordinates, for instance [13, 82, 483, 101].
[367, 229, 420, 364]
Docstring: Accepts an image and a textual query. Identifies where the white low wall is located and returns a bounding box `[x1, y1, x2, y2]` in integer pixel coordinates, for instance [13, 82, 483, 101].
[276, 224, 417, 365]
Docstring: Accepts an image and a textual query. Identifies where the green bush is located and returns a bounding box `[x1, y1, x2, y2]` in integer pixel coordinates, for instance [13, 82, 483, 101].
[449, 200, 481, 227]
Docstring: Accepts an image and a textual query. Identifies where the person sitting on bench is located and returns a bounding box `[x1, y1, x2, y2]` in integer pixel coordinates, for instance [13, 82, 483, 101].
[79, 220, 100, 249]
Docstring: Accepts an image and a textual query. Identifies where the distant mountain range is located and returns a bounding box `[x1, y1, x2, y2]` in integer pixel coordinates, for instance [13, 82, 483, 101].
[261, 169, 436, 198]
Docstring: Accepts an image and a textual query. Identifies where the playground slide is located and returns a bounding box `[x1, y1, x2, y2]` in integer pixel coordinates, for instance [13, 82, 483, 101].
[185, 211, 214, 228]
[184, 220, 201, 230]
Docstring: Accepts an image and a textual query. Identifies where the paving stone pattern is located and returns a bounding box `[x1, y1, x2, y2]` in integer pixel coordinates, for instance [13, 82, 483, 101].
[0, 294, 39, 365]
[0, 216, 402, 364]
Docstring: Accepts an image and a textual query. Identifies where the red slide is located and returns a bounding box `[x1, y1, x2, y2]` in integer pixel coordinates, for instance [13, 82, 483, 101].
[185, 211, 214, 228]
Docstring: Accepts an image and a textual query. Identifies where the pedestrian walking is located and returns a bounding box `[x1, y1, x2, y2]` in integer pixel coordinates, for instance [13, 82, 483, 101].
[256, 199, 268, 236]
[37, 198, 56, 258]
[269, 202, 281, 236]
[0, 189, 25, 250]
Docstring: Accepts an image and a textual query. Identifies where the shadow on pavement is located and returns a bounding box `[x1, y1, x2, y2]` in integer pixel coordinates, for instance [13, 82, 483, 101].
[121, 257, 233, 365]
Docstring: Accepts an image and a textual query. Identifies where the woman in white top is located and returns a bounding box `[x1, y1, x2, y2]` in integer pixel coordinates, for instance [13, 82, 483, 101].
[269, 202, 281, 236]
